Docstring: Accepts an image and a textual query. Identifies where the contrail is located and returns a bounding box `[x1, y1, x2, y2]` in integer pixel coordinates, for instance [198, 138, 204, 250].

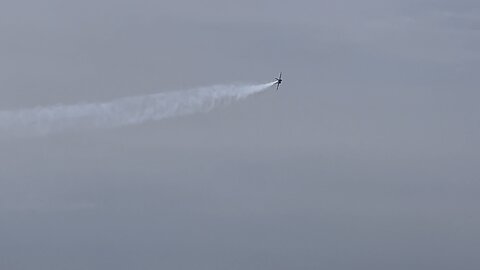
[0, 82, 275, 137]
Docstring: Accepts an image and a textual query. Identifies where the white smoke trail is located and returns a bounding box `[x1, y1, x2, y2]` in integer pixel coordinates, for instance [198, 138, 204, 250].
[0, 82, 275, 137]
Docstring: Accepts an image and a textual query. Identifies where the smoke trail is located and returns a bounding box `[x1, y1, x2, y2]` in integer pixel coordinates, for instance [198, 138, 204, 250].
[0, 82, 275, 137]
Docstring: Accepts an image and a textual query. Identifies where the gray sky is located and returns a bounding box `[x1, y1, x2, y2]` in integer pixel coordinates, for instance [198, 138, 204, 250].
[1, 0, 479, 269]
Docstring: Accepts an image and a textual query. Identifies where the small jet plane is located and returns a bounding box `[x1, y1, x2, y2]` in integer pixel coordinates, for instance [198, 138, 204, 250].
[274, 72, 283, 90]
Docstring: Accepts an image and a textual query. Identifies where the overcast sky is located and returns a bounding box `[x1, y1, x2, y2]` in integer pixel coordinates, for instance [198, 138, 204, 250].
[1, 0, 479, 269]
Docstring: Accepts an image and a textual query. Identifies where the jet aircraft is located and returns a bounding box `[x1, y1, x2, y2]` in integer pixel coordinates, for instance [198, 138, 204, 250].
[274, 72, 282, 90]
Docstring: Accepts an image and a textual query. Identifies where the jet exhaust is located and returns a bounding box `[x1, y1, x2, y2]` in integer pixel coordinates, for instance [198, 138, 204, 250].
[0, 82, 275, 137]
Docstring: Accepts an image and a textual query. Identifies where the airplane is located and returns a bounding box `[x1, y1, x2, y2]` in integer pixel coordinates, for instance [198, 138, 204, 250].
[274, 72, 282, 90]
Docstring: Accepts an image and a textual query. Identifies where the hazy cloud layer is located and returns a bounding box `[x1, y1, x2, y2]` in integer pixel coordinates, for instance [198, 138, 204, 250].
[1, 0, 479, 269]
